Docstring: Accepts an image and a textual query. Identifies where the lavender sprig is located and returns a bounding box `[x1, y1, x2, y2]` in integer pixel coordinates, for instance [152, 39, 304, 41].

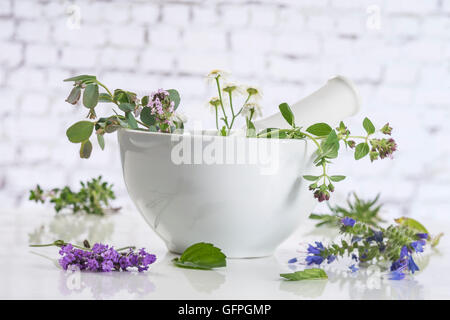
[30, 240, 156, 272]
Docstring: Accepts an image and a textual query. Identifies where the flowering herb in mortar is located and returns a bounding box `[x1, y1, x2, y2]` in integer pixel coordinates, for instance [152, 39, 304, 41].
[63, 75, 183, 158]
[30, 240, 156, 272]
[207, 70, 398, 202]
[29, 176, 118, 215]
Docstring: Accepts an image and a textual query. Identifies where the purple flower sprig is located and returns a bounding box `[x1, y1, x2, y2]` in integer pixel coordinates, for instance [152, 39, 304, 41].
[30, 240, 156, 272]
[297, 217, 436, 280]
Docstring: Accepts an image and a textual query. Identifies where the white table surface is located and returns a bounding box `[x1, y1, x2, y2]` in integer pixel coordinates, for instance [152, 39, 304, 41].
[0, 208, 449, 300]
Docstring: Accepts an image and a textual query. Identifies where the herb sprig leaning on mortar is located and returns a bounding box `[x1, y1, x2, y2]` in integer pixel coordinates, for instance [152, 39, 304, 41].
[207, 70, 398, 202]
[63, 75, 183, 158]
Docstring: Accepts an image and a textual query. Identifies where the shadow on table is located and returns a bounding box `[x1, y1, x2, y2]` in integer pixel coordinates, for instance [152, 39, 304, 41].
[160, 255, 226, 294]
[58, 268, 156, 299]
[28, 213, 115, 245]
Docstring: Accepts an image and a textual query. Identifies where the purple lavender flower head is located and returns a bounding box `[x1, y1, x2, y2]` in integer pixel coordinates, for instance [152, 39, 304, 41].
[57, 242, 157, 273]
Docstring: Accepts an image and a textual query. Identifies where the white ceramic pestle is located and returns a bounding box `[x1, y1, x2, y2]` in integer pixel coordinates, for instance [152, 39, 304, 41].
[252, 75, 361, 131]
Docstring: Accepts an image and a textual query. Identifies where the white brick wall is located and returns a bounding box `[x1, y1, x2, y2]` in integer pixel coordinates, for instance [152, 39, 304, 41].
[0, 0, 449, 222]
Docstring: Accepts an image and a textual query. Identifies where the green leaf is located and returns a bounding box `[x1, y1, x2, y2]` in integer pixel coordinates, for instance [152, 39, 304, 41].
[303, 175, 320, 181]
[168, 89, 181, 110]
[306, 123, 333, 136]
[354, 143, 370, 160]
[172, 242, 226, 270]
[279, 103, 295, 127]
[140, 107, 156, 126]
[65, 86, 81, 105]
[280, 268, 328, 281]
[141, 95, 149, 106]
[63, 75, 96, 82]
[66, 121, 94, 143]
[79, 140, 93, 158]
[320, 130, 340, 159]
[394, 217, 428, 234]
[118, 102, 135, 113]
[98, 93, 113, 103]
[363, 117, 375, 135]
[329, 175, 346, 182]
[126, 112, 138, 129]
[97, 134, 105, 150]
[83, 83, 99, 109]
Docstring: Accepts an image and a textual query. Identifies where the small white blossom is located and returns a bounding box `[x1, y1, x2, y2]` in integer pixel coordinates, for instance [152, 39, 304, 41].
[241, 102, 263, 119]
[244, 85, 263, 101]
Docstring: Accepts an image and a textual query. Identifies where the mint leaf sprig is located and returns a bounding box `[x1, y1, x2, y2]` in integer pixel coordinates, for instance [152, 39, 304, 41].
[29, 176, 119, 215]
[256, 103, 397, 202]
[64, 75, 183, 158]
[172, 242, 227, 270]
[309, 193, 384, 227]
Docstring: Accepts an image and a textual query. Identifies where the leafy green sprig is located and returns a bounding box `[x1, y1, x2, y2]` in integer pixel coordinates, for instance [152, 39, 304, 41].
[255, 103, 397, 202]
[309, 193, 384, 227]
[29, 176, 119, 215]
[64, 75, 182, 158]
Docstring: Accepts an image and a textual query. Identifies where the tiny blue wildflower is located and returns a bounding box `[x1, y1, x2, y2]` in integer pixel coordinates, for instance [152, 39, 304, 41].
[411, 240, 425, 253]
[341, 217, 356, 227]
[389, 270, 405, 280]
[327, 255, 336, 264]
[351, 254, 358, 261]
[407, 255, 419, 274]
[349, 264, 358, 273]
[367, 231, 383, 243]
[416, 233, 428, 240]
[351, 236, 362, 243]
[306, 255, 324, 266]
[288, 257, 298, 264]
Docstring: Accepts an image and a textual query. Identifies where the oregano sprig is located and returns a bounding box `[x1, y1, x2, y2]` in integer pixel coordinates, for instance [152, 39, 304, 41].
[64, 75, 183, 158]
[256, 103, 397, 202]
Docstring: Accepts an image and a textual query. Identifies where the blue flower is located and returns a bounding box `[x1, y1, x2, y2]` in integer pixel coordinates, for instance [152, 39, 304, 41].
[307, 242, 324, 255]
[327, 255, 336, 264]
[351, 236, 362, 243]
[351, 254, 358, 261]
[389, 270, 405, 280]
[400, 245, 409, 259]
[288, 257, 298, 264]
[390, 258, 406, 271]
[341, 217, 356, 227]
[416, 233, 428, 240]
[411, 240, 425, 253]
[349, 264, 358, 273]
[306, 255, 324, 266]
[366, 231, 384, 243]
[407, 255, 419, 274]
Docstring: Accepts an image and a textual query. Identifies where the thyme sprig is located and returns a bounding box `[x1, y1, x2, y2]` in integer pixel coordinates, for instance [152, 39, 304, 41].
[29, 176, 118, 215]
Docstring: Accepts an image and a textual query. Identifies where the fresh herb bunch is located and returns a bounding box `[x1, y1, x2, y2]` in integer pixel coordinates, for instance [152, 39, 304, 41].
[309, 193, 384, 227]
[29, 176, 118, 215]
[300, 216, 441, 280]
[64, 74, 183, 158]
[256, 103, 397, 201]
[206, 70, 263, 136]
[30, 240, 156, 272]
